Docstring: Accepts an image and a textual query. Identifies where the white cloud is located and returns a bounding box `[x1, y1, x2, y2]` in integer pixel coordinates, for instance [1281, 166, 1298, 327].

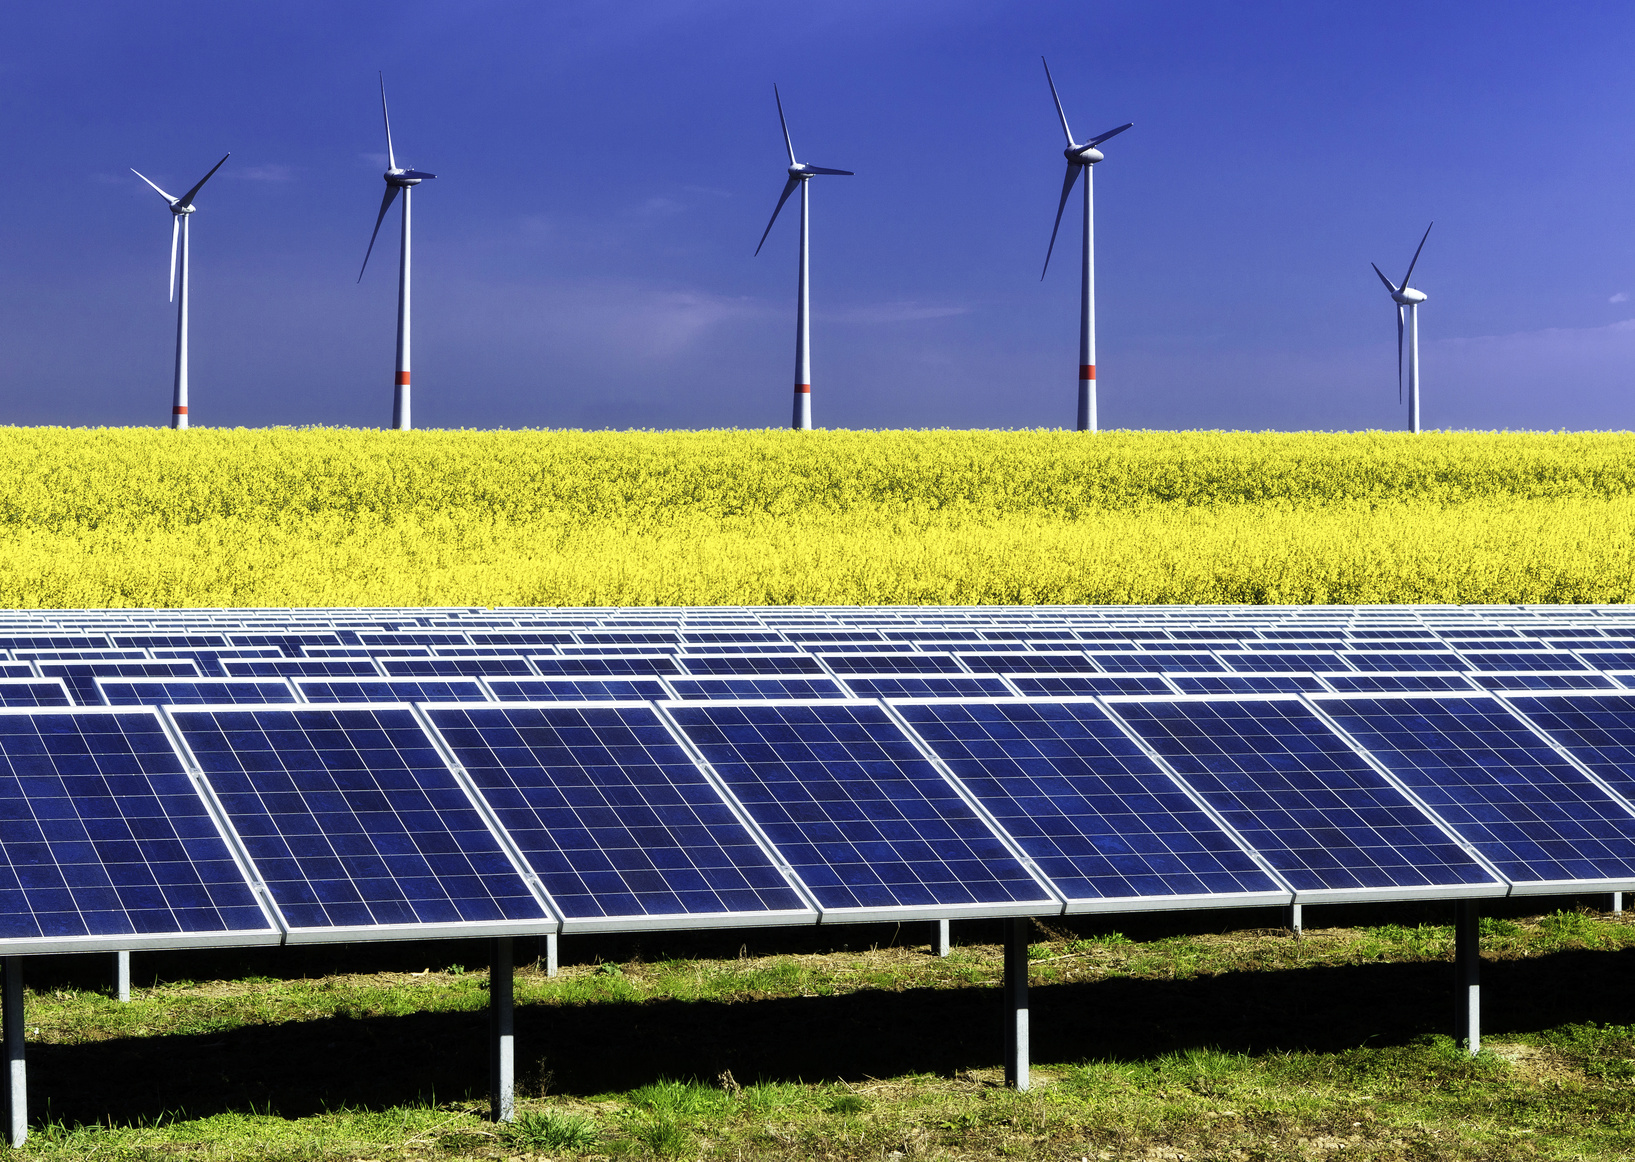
[1612, 292, 1629, 304]
[236, 164, 296, 183]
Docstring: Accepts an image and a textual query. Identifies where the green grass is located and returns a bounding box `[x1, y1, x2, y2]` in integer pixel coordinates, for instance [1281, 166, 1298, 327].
[11, 907, 1635, 1159]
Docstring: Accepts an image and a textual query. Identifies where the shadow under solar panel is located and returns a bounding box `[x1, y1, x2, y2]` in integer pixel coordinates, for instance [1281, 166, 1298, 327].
[1313, 693, 1635, 892]
[1105, 697, 1502, 903]
[425, 703, 813, 931]
[662, 701, 1056, 920]
[890, 700, 1286, 911]
[169, 705, 552, 941]
[0, 708, 276, 953]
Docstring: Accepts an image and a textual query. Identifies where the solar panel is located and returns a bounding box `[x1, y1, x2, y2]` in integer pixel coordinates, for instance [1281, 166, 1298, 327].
[892, 699, 1284, 910]
[1577, 651, 1635, 670]
[293, 678, 490, 703]
[664, 701, 1055, 918]
[380, 656, 536, 678]
[1503, 692, 1635, 805]
[17, 650, 151, 661]
[667, 677, 846, 700]
[1169, 674, 1325, 695]
[0, 708, 275, 953]
[0, 665, 35, 680]
[1107, 697, 1500, 901]
[1469, 673, 1616, 691]
[357, 633, 472, 648]
[530, 655, 681, 677]
[0, 679, 72, 707]
[40, 661, 205, 705]
[962, 652, 1097, 674]
[423, 703, 812, 930]
[1322, 673, 1476, 694]
[225, 659, 382, 679]
[818, 653, 965, 676]
[169, 706, 551, 940]
[1458, 651, 1590, 672]
[1218, 652, 1353, 673]
[840, 676, 1013, 699]
[1314, 694, 1635, 890]
[677, 654, 825, 677]
[97, 678, 298, 706]
[467, 632, 577, 648]
[111, 634, 229, 649]
[1341, 651, 1467, 672]
[1088, 652, 1221, 674]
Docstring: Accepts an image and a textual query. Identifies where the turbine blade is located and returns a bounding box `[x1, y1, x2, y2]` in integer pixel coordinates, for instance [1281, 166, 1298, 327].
[1088, 122, 1134, 147]
[1041, 57, 1074, 146]
[131, 168, 177, 205]
[802, 165, 854, 175]
[1397, 305, 1405, 403]
[1371, 262, 1399, 294]
[380, 72, 397, 170]
[773, 83, 796, 165]
[175, 153, 230, 209]
[1402, 221, 1433, 287]
[358, 183, 401, 282]
[754, 176, 801, 257]
[1041, 162, 1081, 279]
[169, 215, 179, 303]
[398, 169, 437, 180]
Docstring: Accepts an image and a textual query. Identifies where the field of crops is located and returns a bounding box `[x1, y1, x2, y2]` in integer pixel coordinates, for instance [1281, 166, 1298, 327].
[1, 426, 1632, 608]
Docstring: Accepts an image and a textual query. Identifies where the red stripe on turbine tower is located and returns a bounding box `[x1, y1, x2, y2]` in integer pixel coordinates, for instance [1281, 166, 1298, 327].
[795, 384, 811, 393]
[172, 406, 188, 415]
[1079, 365, 1095, 379]
[396, 372, 411, 386]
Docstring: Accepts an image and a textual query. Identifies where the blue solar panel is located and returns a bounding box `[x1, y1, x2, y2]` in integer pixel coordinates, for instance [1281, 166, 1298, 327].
[1089, 652, 1222, 674]
[0, 680, 72, 708]
[1459, 651, 1590, 673]
[893, 700, 1282, 908]
[1504, 693, 1635, 804]
[1341, 651, 1467, 672]
[531, 655, 680, 676]
[148, 648, 285, 677]
[0, 665, 35, 680]
[1218, 652, 1354, 673]
[1578, 651, 1635, 670]
[667, 677, 846, 700]
[679, 654, 825, 677]
[467, 632, 576, 648]
[576, 632, 680, 646]
[293, 678, 489, 703]
[357, 633, 472, 648]
[484, 677, 669, 702]
[229, 633, 349, 652]
[1323, 673, 1476, 694]
[664, 701, 1053, 916]
[225, 658, 382, 680]
[1009, 674, 1174, 697]
[842, 676, 1014, 699]
[1316, 694, 1635, 888]
[40, 661, 204, 705]
[683, 632, 788, 645]
[1108, 698, 1498, 898]
[785, 630, 884, 643]
[170, 706, 549, 937]
[18, 650, 150, 661]
[818, 653, 965, 676]
[1470, 673, 1616, 691]
[1170, 674, 1325, 695]
[111, 634, 229, 649]
[425, 704, 810, 928]
[0, 709, 273, 950]
[381, 657, 535, 678]
[97, 679, 297, 706]
[961, 652, 1097, 674]
[0, 636, 110, 651]
[886, 629, 985, 642]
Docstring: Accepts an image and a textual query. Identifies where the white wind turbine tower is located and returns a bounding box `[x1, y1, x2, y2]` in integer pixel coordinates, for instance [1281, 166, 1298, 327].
[1040, 57, 1132, 433]
[754, 84, 853, 430]
[131, 153, 230, 430]
[358, 74, 437, 431]
[1372, 223, 1432, 433]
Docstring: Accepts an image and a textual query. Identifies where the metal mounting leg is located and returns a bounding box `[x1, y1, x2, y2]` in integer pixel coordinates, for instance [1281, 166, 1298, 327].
[490, 938, 514, 1123]
[1284, 903, 1302, 937]
[112, 951, 130, 1003]
[1455, 901, 1480, 1055]
[933, 919, 950, 958]
[1610, 892, 1624, 916]
[543, 932, 558, 977]
[1003, 918, 1029, 1091]
[3, 958, 24, 1148]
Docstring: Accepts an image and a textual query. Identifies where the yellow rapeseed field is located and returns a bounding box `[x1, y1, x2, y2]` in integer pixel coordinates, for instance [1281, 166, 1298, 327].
[0, 426, 1631, 608]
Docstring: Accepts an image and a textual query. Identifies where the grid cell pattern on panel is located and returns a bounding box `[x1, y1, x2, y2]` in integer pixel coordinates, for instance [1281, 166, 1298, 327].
[1458, 652, 1590, 673]
[97, 679, 297, 706]
[842, 676, 1013, 700]
[1342, 652, 1468, 672]
[0, 710, 269, 941]
[41, 662, 205, 705]
[380, 657, 535, 678]
[426, 704, 806, 922]
[1009, 674, 1175, 697]
[0, 680, 72, 708]
[960, 652, 1097, 674]
[668, 678, 846, 701]
[666, 701, 1051, 912]
[1317, 695, 1635, 885]
[531, 656, 681, 677]
[893, 700, 1278, 902]
[1578, 652, 1635, 671]
[485, 678, 670, 702]
[679, 654, 826, 677]
[1505, 693, 1635, 803]
[1109, 698, 1495, 893]
[818, 653, 965, 676]
[1218, 652, 1354, 673]
[170, 706, 546, 931]
[1470, 673, 1616, 691]
[225, 659, 381, 679]
[294, 678, 489, 703]
[1170, 675, 1325, 695]
[0, 665, 35, 680]
[1323, 673, 1477, 694]
[1089, 653, 1223, 674]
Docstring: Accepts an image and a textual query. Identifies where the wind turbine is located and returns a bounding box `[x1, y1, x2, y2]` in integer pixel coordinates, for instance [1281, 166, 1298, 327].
[131, 153, 230, 430]
[1372, 223, 1432, 433]
[754, 84, 853, 430]
[358, 74, 436, 431]
[1040, 57, 1132, 433]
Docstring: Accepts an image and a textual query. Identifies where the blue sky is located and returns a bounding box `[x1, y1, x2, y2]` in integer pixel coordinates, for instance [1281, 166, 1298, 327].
[2, 1, 1632, 432]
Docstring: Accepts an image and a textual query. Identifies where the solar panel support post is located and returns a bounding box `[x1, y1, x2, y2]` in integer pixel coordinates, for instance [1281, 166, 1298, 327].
[1003, 919, 1029, 1091]
[934, 919, 950, 958]
[490, 938, 514, 1123]
[544, 933, 559, 977]
[1284, 904, 1302, 938]
[1454, 901, 1480, 1056]
[3, 957, 23, 1147]
[112, 951, 130, 1003]
[1610, 892, 1623, 916]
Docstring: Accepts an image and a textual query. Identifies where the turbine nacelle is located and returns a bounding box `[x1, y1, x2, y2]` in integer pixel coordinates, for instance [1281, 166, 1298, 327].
[384, 166, 435, 187]
[1393, 287, 1427, 306]
[1066, 144, 1104, 165]
[169, 203, 197, 216]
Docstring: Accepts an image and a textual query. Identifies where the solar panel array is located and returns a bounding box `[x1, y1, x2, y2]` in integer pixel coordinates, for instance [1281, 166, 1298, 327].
[3, 602, 1635, 952]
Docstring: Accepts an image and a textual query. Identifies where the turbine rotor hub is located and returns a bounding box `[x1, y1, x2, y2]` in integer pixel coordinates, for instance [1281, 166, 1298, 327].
[787, 164, 815, 178]
[171, 204, 196, 215]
